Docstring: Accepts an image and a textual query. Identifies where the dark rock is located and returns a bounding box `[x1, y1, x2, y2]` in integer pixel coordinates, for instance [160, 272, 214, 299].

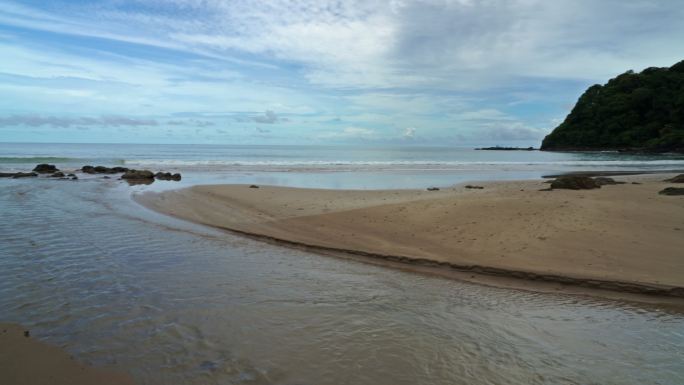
[103, 176, 111, 179]
[23, 330, 29, 338]
[33, 164, 59, 173]
[121, 169, 155, 180]
[593, 177, 626, 186]
[465, 185, 484, 189]
[549, 176, 600, 190]
[154, 172, 182, 181]
[427, 187, 440, 191]
[658, 187, 684, 196]
[0, 172, 16, 178]
[249, 185, 259, 188]
[50, 171, 65, 178]
[664, 174, 684, 183]
[631, 182, 642, 185]
[67, 173, 76, 177]
[12, 172, 38, 178]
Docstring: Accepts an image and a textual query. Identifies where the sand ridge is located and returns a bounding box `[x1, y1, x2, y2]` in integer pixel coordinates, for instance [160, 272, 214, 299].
[136, 175, 684, 297]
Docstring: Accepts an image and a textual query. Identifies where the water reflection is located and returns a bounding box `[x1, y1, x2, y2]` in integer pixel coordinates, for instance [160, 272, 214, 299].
[0, 178, 683, 385]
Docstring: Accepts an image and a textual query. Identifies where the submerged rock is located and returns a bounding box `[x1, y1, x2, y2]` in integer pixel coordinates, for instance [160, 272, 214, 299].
[33, 164, 58, 173]
[50, 171, 65, 178]
[664, 174, 684, 183]
[124, 178, 154, 186]
[549, 176, 600, 190]
[154, 172, 182, 181]
[12, 172, 38, 178]
[659, 187, 684, 196]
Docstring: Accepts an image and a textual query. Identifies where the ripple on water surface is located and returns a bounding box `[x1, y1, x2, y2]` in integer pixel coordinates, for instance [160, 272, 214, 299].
[0, 178, 683, 385]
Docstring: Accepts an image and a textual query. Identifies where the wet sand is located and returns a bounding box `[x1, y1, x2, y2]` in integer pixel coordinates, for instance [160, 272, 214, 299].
[0, 323, 134, 385]
[136, 174, 684, 298]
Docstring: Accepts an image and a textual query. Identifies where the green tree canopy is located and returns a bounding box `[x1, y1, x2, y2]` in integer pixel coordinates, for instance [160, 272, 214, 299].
[541, 60, 684, 152]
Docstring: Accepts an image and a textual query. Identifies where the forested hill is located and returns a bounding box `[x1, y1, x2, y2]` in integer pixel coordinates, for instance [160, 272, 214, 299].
[541, 60, 684, 152]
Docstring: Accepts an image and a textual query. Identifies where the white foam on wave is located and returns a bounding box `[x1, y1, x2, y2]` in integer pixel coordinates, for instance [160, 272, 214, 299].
[122, 158, 684, 172]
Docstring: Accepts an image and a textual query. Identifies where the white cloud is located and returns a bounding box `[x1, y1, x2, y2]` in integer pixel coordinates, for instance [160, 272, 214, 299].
[1, 0, 683, 144]
[0, 114, 158, 128]
[3, 0, 683, 91]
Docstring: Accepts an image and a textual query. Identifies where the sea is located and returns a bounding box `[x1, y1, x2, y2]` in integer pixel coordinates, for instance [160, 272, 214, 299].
[1, 142, 684, 385]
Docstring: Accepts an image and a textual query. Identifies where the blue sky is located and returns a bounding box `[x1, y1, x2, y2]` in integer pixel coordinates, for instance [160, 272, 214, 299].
[0, 0, 683, 145]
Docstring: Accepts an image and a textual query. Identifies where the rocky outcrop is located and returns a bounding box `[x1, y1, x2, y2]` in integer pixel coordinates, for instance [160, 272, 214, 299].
[154, 172, 181, 181]
[659, 187, 684, 196]
[465, 185, 484, 189]
[549, 176, 601, 190]
[50, 171, 65, 178]
[593, 177, 626, 186]
[664, 174, 684, 183]
[32, 164, 58, 173]
[427, 187, 440, 191]
[82, 165, 129, 174]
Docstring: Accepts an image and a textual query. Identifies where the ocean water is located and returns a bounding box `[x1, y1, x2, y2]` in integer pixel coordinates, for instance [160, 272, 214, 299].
[2, 142, 684, 190]
[1, 143, 684, 384]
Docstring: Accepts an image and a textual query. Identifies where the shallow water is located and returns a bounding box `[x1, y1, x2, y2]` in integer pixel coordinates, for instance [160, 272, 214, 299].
[1, 177, 684, 385]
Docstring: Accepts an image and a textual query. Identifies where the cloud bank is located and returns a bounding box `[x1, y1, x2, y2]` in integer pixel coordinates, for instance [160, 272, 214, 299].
[0, 0, 682, 144]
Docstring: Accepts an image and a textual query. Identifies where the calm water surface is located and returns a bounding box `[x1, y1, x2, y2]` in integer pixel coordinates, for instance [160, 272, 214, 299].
[1, 175, 683, 385]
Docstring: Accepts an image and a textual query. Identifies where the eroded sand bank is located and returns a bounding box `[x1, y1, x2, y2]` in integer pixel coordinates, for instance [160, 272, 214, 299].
[136, 175, 684, 298]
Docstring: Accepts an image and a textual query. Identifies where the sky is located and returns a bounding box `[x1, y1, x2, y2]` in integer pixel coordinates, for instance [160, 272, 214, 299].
[0, 0, 683, 145]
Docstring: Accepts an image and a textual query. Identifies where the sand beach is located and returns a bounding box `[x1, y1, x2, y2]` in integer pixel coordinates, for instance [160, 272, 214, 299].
[137, 174, 684, 298]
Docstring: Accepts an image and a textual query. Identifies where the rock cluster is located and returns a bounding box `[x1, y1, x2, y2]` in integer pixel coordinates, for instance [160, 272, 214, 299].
[1, 164, 180, 183]
[82, 165, 129, 174]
